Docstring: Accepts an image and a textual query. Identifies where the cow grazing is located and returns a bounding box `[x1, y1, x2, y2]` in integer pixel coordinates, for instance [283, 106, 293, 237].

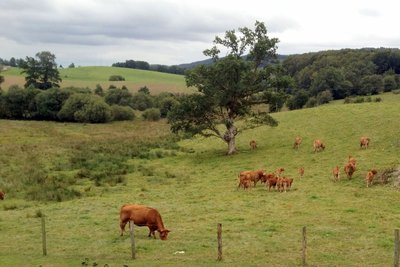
[313, 139, 325, 152]
[293, 136, 302, 149]
[344, 163, 356, 179]
[365, 169, 378, 187]
[332, 166, 340, 181]
[298, 167, 304, 178]
[120, 204, 170, 240]
[360, 136, 370, 149]
[249, 140, 257, 150]
[0, 191, 4, 200]
[237, 170, 265, 189]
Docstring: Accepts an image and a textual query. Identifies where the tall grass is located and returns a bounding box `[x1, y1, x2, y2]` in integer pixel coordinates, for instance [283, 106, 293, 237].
[0, 93, 399, 266]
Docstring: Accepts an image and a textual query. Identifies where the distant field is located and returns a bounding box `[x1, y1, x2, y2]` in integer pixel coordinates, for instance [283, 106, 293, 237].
[0, 92, 400, 266]
[1, 66, 193, 94]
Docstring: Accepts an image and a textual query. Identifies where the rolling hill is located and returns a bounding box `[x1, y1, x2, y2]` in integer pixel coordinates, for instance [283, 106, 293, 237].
[1, 66, 192, 94]
[0, 92, 399, 266]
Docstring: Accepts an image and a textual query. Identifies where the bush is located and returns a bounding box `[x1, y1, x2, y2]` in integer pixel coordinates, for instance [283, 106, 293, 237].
[104, 87, 133, 106]
[109, 75, 125, 81]
[305, 96, 317, 108]
[132, 92, 154, 111]
[142, 108, 161, 121]
[158, 96, 179, 117]
[34, 88, 71, 120]
[111, 105, 135, 121]
[58, 94, 112, 123]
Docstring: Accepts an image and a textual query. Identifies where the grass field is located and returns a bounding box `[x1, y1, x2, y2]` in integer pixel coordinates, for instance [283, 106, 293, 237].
[1, 66, 191, 94]
[0, 93, 400, 266]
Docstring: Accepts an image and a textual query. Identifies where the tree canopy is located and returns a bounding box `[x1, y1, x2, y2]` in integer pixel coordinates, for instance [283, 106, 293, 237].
[21, 51, 62, 89]
[168, 21, 280, 155]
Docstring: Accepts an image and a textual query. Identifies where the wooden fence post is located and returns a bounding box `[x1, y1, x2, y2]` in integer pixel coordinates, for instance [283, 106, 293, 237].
[129, 220, 136, 259]
[302, 226, 307, 266]
[395, 229, 399, 267]
[217, 223, 222, 261]
[41, 214, 47, 256]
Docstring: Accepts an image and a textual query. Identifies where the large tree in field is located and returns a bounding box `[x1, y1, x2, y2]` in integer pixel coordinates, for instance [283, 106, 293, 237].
[168, 21, 280, 155]
[21, 51, 62, 89]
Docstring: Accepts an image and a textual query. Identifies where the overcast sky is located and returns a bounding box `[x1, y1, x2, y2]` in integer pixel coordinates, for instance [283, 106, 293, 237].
[1, 0, 399, 66]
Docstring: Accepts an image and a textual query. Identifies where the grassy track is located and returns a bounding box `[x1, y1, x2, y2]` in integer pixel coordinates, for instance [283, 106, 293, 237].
[0, 93, 400, 266]
[1, 66, 191, 94]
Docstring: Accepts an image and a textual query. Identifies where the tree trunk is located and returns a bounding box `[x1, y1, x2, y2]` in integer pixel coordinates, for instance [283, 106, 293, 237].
[224, 122, 237, 155]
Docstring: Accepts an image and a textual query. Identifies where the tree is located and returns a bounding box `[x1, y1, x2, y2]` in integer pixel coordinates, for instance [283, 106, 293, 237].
[21, 51, 62, 89]
[168, 21, 279, 155]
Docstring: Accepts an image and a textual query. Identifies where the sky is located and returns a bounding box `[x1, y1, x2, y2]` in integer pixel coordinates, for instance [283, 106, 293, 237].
[1, 0, 399, 67]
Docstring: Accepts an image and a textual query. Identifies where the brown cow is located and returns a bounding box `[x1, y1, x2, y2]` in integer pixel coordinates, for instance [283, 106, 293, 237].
[260, 173, 275, 184]
[298, 167, 304, 178]
[277, 177, 293, 192]
[266, 177, 278, 191]
[293, 136, 302, 149]
[332, 166, 340, 181]
[120, 204, 170, 240]
[249, 140, 257, 150]
[344, 163, 356, 179]
[237, 170, 265, 189]
[275, 167, 285, 177]
[365, 169, 378, 187]
[360, 136, 370, 149]
[0, 191, 4, 200]
[348, 155, 357, 168]
[313, 139, 325, 152]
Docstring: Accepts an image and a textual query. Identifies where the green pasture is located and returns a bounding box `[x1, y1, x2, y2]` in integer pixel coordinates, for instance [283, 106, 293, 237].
[1, 66, 191, 94]
[0, 93, 400, 266]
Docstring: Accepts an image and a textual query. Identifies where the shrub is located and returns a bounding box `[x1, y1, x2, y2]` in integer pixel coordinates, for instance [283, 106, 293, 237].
[104, 87, 133, 106]
[109, 75, 125, 81]
[111, 105, 135, 121]
[34, 88, 71, 120]
[158, 96, 179, 117]
[58, 94, 112, 123]
[142, 108, 161, 121]
[305, 96, 317, 108]
[132, 92, 154, 111]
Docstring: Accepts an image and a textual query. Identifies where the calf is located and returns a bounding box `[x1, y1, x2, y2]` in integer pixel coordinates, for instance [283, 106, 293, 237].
[365, 169, 378, 187]
[266, 177, 278, 191]
[313, 139, 325, 152]
[344, 163, 356, 179]
[298, 167, 304, 178]
[332, 166, 340, 181]
[293, 136, 302, 149]
[348, 155, 357, 168]
[249, 140, 257, 150]
[120, 204, 170, 240]
[275, 167, 285, 177]
[360, 136, 370, 149]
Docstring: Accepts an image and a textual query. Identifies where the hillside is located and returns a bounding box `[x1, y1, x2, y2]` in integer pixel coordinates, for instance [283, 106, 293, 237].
[1, 66, 192, 94]
[0, 92, 400, 266]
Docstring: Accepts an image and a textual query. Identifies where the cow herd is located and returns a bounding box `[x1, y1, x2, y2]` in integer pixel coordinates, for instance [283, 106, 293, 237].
[241, 135, 379, 192]
[237, 167, 296, 192]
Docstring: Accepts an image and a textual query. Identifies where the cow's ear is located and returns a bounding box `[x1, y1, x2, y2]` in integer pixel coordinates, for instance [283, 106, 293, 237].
[165, 229, 171, 233]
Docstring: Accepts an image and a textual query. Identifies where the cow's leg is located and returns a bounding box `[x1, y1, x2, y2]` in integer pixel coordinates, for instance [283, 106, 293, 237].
[120, 220, 127, 236]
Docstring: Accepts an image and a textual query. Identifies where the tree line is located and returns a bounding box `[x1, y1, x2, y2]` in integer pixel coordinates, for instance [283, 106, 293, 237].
[112, 59, 185, 75]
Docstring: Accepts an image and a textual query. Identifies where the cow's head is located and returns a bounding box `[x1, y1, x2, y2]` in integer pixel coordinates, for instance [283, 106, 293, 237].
[0, 191, 5, 200]
[159, 229, 170, 240]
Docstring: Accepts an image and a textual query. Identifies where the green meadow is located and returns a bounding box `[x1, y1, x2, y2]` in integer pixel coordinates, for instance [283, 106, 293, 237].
[1, 66, 191, 94]
[0, 93, 400, 266]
